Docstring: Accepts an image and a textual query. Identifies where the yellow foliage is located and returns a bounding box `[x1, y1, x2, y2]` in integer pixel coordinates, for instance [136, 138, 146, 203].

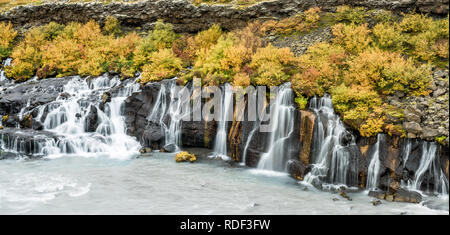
[250, 44, 295, 86]
[293, 42, 346, 98]
[346, 49, 432, 96]
[372, 22, 404, 51]
[398, 13, 433, 33]
[332, 23, 371, 54]
[0, 22, 17, 59]
[103, 16, 122, 36]
[134, 20, 178, 70]
[140, 49, 183, 84]
[335, 5, 368, 24]
[175, 151, 197, 163]
[232, 72, 250, 87]
[261, 7, 321, 35]
[41, 38, 82, 77]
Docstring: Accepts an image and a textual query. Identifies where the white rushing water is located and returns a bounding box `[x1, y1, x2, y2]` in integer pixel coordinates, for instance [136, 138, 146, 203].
[411, 142, 449, 195]
[240, 121, 259, 166]
[146, 79, 191, 151]
[366, 134, 383, 190]
[303, 94, 355, 187]
[210, 83, 233, 159]
[257, 83, 295, 172]
[1, 75, 141, 159]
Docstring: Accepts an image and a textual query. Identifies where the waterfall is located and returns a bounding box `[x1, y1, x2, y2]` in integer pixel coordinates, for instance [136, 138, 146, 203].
[0, 58, 12, 84]
[402, 139, 412, 168]
[303, 94, 354, 186]
[1, 75, 142, 159]
[412, 142, 449, 195]
[257, 83, 295, 171]
[240, 121, 259, 166]
[211, 83, 233, 159]
[146, 79, 190, 151]
[366, 134, 383, 190]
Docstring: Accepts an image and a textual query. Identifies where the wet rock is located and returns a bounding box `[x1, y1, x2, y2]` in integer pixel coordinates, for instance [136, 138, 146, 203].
[368, 190, 386, 200]
[19, 114, 33, 129]
[0, 77, 69, 116]
[85, 105, 99, 132]
[139, 147, 152, 154]
[287, 160, 308, 181]
[101, 91, 112, 108]
[394, 189, 422, 203]
[161, 143, 177, 153]
[0, 128, 60, 157]
[2, 115, 18, 128]
[340, 131, 353, 146]
[339, 191, 352, 201]
[32, 120, 44, 131]
[372, 200, 382, 206]
[299, 110, 315, 165]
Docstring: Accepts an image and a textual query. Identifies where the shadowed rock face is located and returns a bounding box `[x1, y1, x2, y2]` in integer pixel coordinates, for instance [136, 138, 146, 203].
[0, 77, 69, 116]
[1, 0, 447, 33]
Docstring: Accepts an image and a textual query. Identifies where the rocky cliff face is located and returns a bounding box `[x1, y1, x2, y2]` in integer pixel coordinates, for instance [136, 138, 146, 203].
[1, 0, 448, 33]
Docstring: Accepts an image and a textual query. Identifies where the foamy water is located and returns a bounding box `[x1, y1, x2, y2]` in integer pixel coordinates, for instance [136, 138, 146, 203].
[0, 152, 447, 215]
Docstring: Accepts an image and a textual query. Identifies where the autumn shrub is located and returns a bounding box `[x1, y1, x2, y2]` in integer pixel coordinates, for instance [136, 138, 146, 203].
[372, 22, 405, 52]
[293, 42, 346, 97]
[335, 5, 368, 25]
[345, 49, 432, 96]
[398, 13, 433, 34]
[103, 16, 123, 36]
[5, 27, 46, 81]
[0, 22, 17, 59]
[41, 38, 82, 77]
[331, 84, 383, 136]
[140, 48, 183, 84]
[250, 44, 296, 86]
[134, 20, 178, 70]
[332, 23, 371, 54]
[194, 33, 238, 85]
[39, 22, 64, 41]
[261, 7, 321, 35]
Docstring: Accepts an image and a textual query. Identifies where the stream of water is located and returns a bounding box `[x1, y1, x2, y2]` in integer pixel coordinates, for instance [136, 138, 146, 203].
[0, 152, 447, 214]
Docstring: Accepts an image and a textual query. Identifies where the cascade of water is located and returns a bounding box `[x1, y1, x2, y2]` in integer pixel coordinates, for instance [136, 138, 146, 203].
[211, 83, 233, 159]
[303, 94, 353, 186]
[256, 83, 295, 171]
[366, 134, 383, 190]
[1, 75, 142, 159]
[402, 139, 412, 168]
[240, 121, 259, 166]
[146, 79, 191, 150]
[165, 82, 191, 150]
[412, 142, 449, 195]
[0, 58, 12, 83]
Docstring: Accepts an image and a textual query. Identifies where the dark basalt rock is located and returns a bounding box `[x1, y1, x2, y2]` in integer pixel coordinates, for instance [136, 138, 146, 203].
[0, 77, 70, 117]
[1, 0, 446, 35]
[161, 143, 177, 153]
[287, 159, 309, 181]
[85, 105, 99, 132]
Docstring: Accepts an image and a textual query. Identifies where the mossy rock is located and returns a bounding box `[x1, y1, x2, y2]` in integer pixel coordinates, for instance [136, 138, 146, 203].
[175, 151, 197, 163]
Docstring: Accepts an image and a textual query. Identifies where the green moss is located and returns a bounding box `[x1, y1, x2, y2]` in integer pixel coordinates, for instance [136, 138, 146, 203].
[435, 136, 447, 145]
